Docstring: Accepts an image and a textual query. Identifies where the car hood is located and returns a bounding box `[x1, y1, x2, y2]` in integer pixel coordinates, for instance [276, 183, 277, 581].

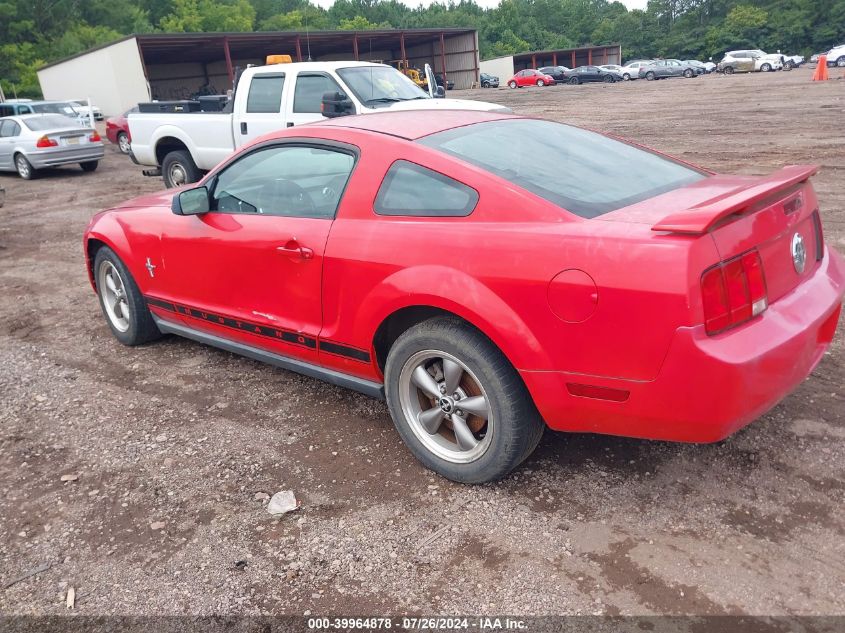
[111, 189, 177, 210]
[385, 98, 511, 113]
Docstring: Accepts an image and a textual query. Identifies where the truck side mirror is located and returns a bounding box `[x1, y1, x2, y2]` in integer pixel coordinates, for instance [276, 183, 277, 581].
[321, 91, 355, 118]
[434, 86, 446, 99]
[172, 186, 210, 215]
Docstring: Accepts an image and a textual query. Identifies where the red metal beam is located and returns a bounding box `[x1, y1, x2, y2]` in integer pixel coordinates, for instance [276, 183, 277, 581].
[353, 34, 359, 61]
[531, 53, 536, 68]
[400, 31, 406, 64]
[552, 52, 557, 66]
[588, 49, 592, 65]
[571, 50, 576, 67]
[223, 36, 233, 84]
[295, 35, 302, 62]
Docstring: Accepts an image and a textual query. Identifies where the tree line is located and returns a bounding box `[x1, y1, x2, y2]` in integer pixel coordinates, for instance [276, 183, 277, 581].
[1, 0, 843, 97]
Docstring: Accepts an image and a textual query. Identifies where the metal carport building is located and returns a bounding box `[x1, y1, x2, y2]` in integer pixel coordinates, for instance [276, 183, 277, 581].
[37, 29, 481, 116]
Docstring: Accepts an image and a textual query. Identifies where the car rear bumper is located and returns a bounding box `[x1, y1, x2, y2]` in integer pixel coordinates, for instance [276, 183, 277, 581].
[522, 246, 845, 443]
[28, 145, 105, 168]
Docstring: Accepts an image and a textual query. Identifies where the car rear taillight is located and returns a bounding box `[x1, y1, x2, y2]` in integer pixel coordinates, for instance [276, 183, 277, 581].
[89, 131, 101, 142]
[36, 136, 58, 148]
[701, 249, 768, 335]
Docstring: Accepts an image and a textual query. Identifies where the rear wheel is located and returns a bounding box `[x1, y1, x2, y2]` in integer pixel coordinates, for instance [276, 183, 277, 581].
[623, 73, 631, 80]
[836, 56, 845, 67]
[536, 79, 545, 86]
[94, 246, 161, 346]
[645, 71, 655, 81]
[602, 74, 613, 83]
[117, 132, 131, 154]
[80, 161, 98, 172]
[508, 80, 517, 89]
[14, 154, 35, 180]
[385, 317, 545, 483]
[568, 76, 580, 85]
[724, 66, 734, 75]
[162, 150, 201, 188]
[683, 68, 694, 78]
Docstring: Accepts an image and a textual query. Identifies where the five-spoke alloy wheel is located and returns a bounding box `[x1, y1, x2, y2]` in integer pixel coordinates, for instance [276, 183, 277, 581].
[385, 317, 545, 483]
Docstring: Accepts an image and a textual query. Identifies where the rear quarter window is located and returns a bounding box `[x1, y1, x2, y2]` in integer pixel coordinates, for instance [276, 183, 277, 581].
[374, 160, 478, 217]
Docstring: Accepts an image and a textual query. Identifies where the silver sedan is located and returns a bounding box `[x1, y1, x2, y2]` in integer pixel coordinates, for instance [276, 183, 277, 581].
[0, 114, 104, 179]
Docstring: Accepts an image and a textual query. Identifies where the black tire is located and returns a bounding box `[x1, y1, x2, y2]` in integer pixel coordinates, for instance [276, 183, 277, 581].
[683, 68, 694, 78]
[508, 80, 517, 89]
[836, 56, 845, 67]
[761, 63, 771, 72]
[536, 79, 544, 86]
[117, 132, 131, 154]
[162, 149, 201, 188]
[602, 74, 613, 83]
[93, 246, 161, 346]
[568, 76, 580, 85]
[623, 73, 631, 80]
[646, 71, 655, 81]
[14, 153, 36, 180]
[80, 161, 99, 172]
[481, 81, 490, 88]
[384, 317, 545, 483]
[724, 66, 734, 75]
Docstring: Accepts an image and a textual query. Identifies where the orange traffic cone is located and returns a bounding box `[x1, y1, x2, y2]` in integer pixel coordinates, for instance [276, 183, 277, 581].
[812, 55, 829, 80]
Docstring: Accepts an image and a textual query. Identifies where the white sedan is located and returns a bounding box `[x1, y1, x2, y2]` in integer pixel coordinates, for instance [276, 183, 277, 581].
[617, 60, 653, 80]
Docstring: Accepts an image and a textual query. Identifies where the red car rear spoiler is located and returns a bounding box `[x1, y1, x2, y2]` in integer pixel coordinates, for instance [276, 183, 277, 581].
[652, 165, 819, 235]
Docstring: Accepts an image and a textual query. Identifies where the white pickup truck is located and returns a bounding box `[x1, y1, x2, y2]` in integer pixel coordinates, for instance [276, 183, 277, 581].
[129, 60, 507, 187]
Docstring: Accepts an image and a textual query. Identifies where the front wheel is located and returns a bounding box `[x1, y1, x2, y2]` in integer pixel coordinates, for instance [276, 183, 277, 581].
[508, 80, 517, 89]
[117, 132, 131, 154]
[602, 74, 613, 83]
[683, 69, 694, 78]
[385, 317, 545, 483]
[481, 81, 490, 88]
[80, 161, 98, 172]
[623, 73, 631, 80]
[836, 56, 845, 67]
[94, 246, 161, 346]
[724, 66, 735, 75]
[761, 63, 771, 72]
[645, 71, 655, 81]
[536, 79, 545, 86]
[568, 76, 580, 85]
[162, 150, 201, 188]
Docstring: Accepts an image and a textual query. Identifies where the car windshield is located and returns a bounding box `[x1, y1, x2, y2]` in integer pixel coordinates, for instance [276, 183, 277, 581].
[419, 119, 706, 218]
[336, 66, 429, 107]
[23, 114, 79, 130]
[31, 102, 78, 117]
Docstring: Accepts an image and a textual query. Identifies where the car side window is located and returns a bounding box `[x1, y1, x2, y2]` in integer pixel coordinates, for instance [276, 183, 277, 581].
[246, 74, 285, 113]
[0, 106, 12, 117]
[374, 160, 478, 217]
[210, 145, 355, 219]
[293, 74, 343, 114]
[0, 120, 20, 137]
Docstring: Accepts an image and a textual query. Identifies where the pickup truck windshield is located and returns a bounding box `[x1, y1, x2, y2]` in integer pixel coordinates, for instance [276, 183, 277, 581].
[336, 66, 429, 107]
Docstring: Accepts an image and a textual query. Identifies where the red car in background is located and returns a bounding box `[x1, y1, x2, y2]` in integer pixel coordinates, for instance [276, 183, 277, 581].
[83, 110, 845, 483]
[104, 106, 137, 154]
[507, 69, 556, 88]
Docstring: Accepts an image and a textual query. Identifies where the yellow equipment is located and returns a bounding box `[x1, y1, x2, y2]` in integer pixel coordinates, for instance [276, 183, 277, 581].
[266, 54, 293, 65]
[390, 60, 426, 88]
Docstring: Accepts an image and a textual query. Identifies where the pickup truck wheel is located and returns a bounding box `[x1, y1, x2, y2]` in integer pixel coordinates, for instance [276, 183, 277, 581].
[162, 150, 201, 188]
[385, 317, 545, 483]
[117, 132, 131, 154]
[94, 246, 161, 346]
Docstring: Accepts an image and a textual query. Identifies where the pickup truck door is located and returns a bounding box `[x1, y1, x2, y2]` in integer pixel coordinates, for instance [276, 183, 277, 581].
[285, 72, 345, 128]
[158, 141, 357, 365]
[234, 71, 288, 150]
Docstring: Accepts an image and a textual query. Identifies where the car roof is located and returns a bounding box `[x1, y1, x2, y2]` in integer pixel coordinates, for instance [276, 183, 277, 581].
[315, 109, 519, 141]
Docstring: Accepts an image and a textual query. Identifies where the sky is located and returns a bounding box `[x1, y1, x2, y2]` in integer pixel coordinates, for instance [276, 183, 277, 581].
[310, 0, 649, 10]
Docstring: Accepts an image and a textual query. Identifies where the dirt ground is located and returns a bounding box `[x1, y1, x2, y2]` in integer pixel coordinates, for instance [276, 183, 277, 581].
[1, 69, 843, 620]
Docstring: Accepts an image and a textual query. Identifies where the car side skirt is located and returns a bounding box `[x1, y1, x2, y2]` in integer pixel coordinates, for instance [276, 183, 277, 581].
[151, 315, 385, 400]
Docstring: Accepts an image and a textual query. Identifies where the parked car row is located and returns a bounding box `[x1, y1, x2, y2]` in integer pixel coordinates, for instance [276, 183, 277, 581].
[0, 99, 103, 121]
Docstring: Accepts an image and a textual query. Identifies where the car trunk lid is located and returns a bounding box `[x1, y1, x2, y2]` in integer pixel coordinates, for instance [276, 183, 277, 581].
[605, 165, 823, 304]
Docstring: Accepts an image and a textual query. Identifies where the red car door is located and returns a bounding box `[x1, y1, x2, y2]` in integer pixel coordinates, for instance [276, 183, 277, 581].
[158, 142, 357, 364]
[519, 71, 533, 86]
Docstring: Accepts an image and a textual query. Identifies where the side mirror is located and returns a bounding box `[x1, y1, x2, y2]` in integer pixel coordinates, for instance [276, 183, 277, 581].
[434, 86, 446, 99]
[172, 186, 210, 215]
[321, 91, 354, 118]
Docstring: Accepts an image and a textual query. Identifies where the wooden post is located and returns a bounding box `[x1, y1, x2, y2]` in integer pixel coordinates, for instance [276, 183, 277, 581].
[295, 35, 302, 62]
[353, 34, 359, 61]
[531, 54, 536, 68]
[400, 31, 406, 64]
[553, 52, 557, 66]
[588, 49, 592, 65]
[223, 37, 234, 84]
[440, 32, 447, 83]
[571, 50, 576, 67]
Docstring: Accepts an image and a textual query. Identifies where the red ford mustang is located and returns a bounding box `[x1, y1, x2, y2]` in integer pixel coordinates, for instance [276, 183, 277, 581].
[83, 110, 845, 483]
